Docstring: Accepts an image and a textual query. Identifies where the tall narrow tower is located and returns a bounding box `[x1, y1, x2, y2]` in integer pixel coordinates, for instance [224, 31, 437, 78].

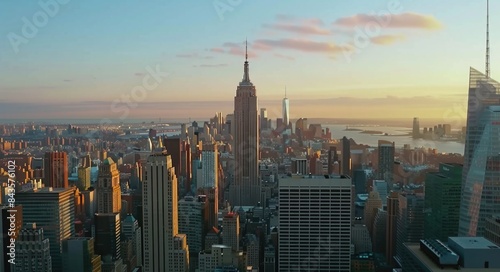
[486, 0, 490, 79]
[231, 41, 260, 206]
[282, 87, 290, 127]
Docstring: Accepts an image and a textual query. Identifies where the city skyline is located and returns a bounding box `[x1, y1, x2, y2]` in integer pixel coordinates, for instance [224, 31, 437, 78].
[1, 0, 498, 121]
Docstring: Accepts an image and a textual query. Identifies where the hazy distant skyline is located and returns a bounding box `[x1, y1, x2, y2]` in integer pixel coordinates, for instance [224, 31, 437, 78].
[0, 0, 497, 122]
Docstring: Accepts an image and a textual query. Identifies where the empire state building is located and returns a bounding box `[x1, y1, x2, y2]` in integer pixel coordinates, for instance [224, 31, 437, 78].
[230, 43, 260, 206]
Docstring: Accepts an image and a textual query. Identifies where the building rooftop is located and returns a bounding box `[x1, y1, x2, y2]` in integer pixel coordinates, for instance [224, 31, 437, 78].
[405, 244, 493, 272]
[448, 237, 500, 250]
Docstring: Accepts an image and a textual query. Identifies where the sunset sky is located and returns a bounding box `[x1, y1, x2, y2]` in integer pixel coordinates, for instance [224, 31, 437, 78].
[0, 0, 498, 124]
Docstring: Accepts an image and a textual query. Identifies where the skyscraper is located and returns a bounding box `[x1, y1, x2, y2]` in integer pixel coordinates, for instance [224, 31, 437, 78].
[424, 163, 462, 241]
[341, 137, 351, 176]
[459, 104, 500, 236]
[279, 176, 352, 271]
[15, 223, 52, 272]
[62, 237, 102, 272]
[96, 157, 121, 214]
[395, 193, 425, 266]
[412, 117, 420, 138]
[231, 43, 260, 206]
[386, 191, 399, 265]
[16, 187, 75, 272]
[178, 195, 206, 255]
[43, 151, 68, 188]
[459, 1, 500, 237]
[198, 142, 218, 189]
[282, 89, 290, 127]
[143, 153, 189, 272]
[377, 140, 395, 188]
[222, 212, 240, 251]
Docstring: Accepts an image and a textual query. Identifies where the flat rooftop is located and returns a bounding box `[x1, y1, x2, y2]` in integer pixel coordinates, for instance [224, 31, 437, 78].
[405, 244, 493, 272]
[449, 237, 500, 250]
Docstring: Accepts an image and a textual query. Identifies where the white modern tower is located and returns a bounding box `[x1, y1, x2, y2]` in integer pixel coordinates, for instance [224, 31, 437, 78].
[282, 87, 290, 127]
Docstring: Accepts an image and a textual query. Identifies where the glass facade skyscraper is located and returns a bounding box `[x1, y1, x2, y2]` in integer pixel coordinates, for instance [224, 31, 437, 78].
[424, 163, 462, 241]
[459, 68, 500, 237]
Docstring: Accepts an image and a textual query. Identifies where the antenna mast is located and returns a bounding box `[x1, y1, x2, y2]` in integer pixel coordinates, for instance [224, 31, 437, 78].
[486, 0, 490, 79]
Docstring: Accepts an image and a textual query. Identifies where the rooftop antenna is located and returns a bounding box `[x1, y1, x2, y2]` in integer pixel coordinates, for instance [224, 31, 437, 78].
[245, 38, 248, 61]
[486, 0, 490, 79]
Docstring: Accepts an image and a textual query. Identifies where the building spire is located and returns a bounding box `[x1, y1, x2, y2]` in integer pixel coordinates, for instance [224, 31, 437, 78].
[242, 39, 251, 83]
[285, 86, 287, 98]
[486, 0, 490, 79]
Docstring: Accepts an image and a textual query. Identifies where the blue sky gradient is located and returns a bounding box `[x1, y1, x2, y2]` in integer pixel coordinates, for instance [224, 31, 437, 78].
[0, 0, 498, 121]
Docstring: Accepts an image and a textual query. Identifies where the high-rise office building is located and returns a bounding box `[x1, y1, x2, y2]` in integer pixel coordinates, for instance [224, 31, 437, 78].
[197, 187, 218, 230]
[94, 213, 121, 263]
[485, 214, 500, 246]
[412, 117, 420, 138]
[260, 108, 268, 130]
[341, 137, 351, 176]
[222, 212, 240, 251]
[231, 44, 260, 206]
[77, 165, 91, 191]
[386, 191, 399, 265]
[43, 151, 68, 188]
[0, 205, 22, 272]
[96, 157, 121, 214]
[178, 195, 206, 255]
[245, 234, 259, 270]
[282, 90, 290, 127]
[122, 214, 142, 266]
[327, 146, 338, 175]
[279, 176, 352, 271]
[199, 143, 218, 189]
[62, 237, 102, 272]
[395, 193, 425, 266]
[459, 102, 500, 236]
[143, 154, 189, 272]
[16, 187, 75, 272]
[377, 141, 395, 188]
[351, 223, 372, 254]
[424, 163, 462, 241]
[15, 223, 52, 272]
[372, 208, 387, 254]
[364, 191, 383, 235]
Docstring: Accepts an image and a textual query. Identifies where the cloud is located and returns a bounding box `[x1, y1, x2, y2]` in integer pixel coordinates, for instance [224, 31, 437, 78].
[198, 64, 228, 68]
[253, 38, 349, 55]
[273, 53, 295, 60]
[371, 34, 406, 45]
[63, 79, 73, 82]
[134, 72, 146, 77]
[210, 42, 258, 58]
[334, 12, 442, 30]
[177, 53, 213, 59]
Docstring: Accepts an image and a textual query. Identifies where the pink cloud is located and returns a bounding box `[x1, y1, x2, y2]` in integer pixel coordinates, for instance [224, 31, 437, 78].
[334, 12, 442, 30]
[253, 38, 349, 55]
[263, 22, 330, 36]
[371, 34, 406, 45]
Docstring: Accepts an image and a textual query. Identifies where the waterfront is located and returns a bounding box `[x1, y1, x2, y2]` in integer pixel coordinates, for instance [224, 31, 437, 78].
[325, 125, 465, 155]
